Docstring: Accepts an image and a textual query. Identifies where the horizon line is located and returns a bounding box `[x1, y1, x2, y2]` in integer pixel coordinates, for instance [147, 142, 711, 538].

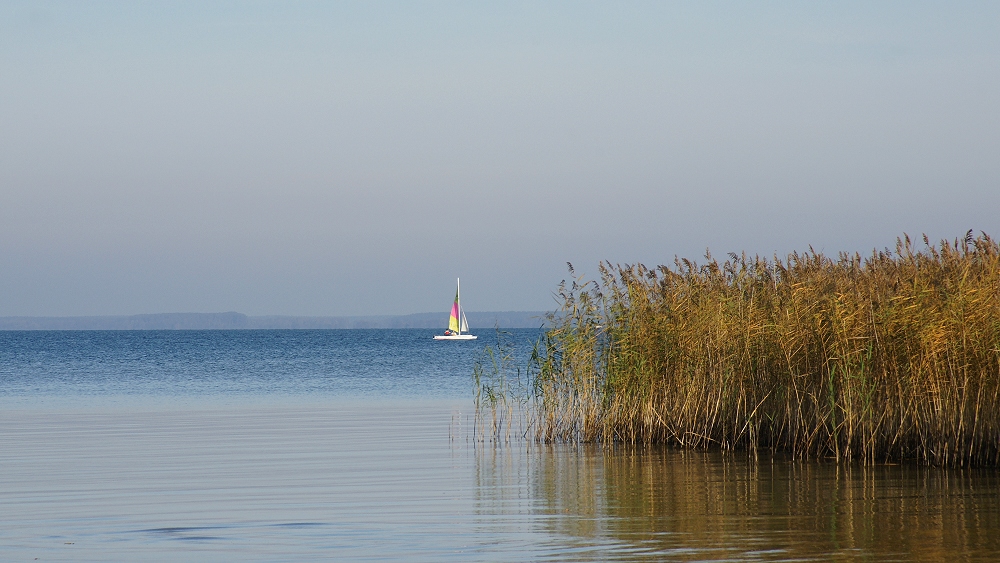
[0, 311, 550, 331]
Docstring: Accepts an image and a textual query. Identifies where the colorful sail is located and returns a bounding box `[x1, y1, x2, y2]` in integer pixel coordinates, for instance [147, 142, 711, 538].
[434, 278, 477, 340]
[448, 287, 460, 333]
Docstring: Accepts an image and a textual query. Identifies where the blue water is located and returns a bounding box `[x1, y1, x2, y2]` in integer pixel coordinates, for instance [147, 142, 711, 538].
[2, 328, 999, 561]
[0, 328, 542, 405]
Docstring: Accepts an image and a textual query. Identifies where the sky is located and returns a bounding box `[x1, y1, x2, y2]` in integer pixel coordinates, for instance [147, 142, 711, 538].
[1, 1, 998, 317]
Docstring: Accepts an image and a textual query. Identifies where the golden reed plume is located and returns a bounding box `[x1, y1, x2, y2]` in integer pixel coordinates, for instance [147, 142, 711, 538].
[480, 232, 1000, 467]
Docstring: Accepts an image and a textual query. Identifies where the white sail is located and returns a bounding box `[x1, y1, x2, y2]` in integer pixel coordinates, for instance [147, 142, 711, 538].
[460, 310, 469, 333]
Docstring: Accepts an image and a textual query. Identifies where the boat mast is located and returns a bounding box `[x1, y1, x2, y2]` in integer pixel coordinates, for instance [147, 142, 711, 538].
[456, 278, 461, 335]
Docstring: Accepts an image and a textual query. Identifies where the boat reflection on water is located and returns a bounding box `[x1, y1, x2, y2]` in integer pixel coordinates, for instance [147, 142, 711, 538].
[474, 443, 1000, 561]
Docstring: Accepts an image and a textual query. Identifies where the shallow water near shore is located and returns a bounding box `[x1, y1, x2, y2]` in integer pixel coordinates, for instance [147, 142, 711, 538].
[2, 329, 999, 561]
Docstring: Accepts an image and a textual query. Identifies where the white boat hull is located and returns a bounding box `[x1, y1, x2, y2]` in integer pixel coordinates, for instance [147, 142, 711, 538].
[433, 334, 478, 340]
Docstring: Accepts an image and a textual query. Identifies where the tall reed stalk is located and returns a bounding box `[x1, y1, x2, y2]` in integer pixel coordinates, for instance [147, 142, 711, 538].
[473, 329, 535, 443]
[486, 233, 1000, 466]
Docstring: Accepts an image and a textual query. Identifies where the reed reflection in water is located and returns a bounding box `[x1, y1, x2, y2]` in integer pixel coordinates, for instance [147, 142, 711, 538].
[476, 444, 1000, 561]
[2, 402, 998, 561]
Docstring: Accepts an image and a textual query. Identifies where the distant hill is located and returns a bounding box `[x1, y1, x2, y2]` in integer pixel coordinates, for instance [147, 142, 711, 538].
[0, 311, 549, 330]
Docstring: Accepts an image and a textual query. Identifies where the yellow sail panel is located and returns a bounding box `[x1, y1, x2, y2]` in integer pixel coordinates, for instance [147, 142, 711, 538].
[448, 289, 460, 333]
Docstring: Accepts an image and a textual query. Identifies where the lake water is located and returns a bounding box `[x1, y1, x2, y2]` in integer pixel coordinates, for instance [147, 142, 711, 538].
[2, 329, 999, 561]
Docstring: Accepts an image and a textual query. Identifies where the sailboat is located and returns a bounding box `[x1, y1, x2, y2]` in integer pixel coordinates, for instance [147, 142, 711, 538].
[433, 278, 477, 340]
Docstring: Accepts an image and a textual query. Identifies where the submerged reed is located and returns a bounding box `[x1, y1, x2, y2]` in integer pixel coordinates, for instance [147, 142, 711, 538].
[478, 232, 1000, 466]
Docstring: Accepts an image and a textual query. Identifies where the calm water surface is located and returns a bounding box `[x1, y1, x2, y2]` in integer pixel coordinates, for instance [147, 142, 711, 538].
[1, 330, 998, 561]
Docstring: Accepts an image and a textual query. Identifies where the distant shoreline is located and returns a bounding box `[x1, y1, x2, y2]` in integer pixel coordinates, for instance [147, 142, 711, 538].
[0, 311, 548, 331]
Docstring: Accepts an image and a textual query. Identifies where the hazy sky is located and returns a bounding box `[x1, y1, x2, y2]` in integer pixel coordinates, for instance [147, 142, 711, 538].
[2, 1, 998, 316]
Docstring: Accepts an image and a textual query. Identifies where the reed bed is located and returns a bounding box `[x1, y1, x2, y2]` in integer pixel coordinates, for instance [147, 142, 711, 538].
[477, 232, 1000, 466]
